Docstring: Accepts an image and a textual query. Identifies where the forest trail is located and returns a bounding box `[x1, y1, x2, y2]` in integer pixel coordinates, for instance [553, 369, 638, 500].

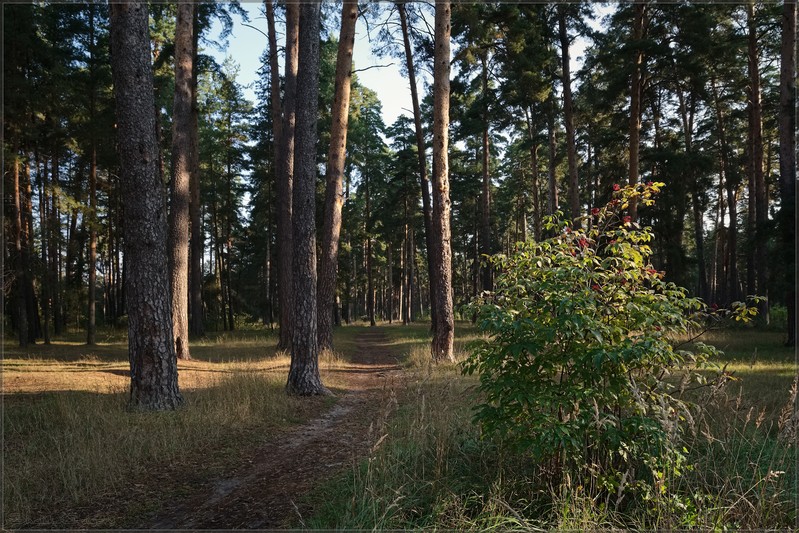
[146, 329, 404, 529]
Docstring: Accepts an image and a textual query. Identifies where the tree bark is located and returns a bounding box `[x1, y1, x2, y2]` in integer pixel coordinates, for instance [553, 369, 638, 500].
[387, 245, 394, 323]
[50, 153, 63, 335]
[524, 106, 541, 241]
[746, 0, 768, 319]
[21, 154, 40, 342]
[547, 98, 559, 216]
[318, 0, 358, 350]
[110, 0, 182, 410]
[558, 6, 579, 221]
[87, 4, 98, 346]
[628, 1, 646, 222]
[277, 3, 300, 351]
[11, 150, 28, 347]
[712, 77, 739, 304]
[168, 1, 195, 360]
[37, 153, 51, 344]
[677, 88, 708, 301]
[430, 0, 455, 363]
[365, 174, 376, 326]
[189, 7, 204, 337]
[779, 0, 796, 345]
[480, 53, 493, 292]
[287, 0, 329, 396]
[398, 1, 438, 333]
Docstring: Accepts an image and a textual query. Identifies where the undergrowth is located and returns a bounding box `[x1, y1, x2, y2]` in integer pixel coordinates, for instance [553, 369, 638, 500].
[307, 329, 797, 530]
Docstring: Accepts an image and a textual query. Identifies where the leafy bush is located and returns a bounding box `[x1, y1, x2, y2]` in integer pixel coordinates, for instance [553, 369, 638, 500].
[463, 183, 731, 498]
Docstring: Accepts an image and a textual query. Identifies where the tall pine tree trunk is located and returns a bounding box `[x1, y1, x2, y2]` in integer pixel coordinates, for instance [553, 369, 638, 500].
[318, 0, 358, 349]
[430, 0, 455, 363]
[11, 150, 28, 347]
[50, 153, 62, 335]
[265, 0, 282, 330]
[277, 3, 299, 351]
[287, 0, 328, 396]
[547, 98, 559, 216]
[628, 2, 646, 222]
[22, 155, 40, 342]
[524, 106, 542, 240]
[189, 7, 204, 337]
[712, 77, 740, 304]
[110, 0, 181, 410]
[559, 6, 579, 220]
[746, 1, 768, 320]
[480, 53, 493, 292]
[365, 173, 376, 327]
[779, 0, 796, 345]
[168, 1, 194, 359]
[678, 88, 708, 301]
[399, 1, 438, 333]
[37, 154, 51, 344]
[87, 5, 98, 346]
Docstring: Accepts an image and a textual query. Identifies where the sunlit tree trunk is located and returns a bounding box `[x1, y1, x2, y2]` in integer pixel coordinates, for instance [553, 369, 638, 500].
[10, 150, 28, 347]
[318, 0, 358, 349]
[430, 0, 455, 363]
[168, 1, 195, 359]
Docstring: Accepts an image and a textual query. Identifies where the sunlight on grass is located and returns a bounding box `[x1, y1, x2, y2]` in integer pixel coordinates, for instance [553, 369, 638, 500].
[306, 325, 797, 531]
[2, 327, 352, 528]
[4, 323, 794, 530]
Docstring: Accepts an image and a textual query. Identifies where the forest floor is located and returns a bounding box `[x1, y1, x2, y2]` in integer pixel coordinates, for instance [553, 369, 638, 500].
[144, 328, 405, 529]
[5, 325, 793, 529]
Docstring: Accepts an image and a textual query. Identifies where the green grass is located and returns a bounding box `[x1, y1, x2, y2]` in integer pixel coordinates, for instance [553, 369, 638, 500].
[305, 326, 797, 530]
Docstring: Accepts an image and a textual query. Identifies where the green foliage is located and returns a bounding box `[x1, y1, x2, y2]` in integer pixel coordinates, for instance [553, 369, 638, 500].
[463, 183, 743, 494]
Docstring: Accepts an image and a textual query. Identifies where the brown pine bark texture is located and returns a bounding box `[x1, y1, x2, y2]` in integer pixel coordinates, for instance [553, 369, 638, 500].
[318, 0, 358, 350]
[628, 2, 646, 222]
[277, 3, 299, 352]
[169, 1, 195, 360]
[189, 7, 204, 337]
[110, 1, 182, 410]
[430, 0, 455, 363]
[287, 0, 328, 396]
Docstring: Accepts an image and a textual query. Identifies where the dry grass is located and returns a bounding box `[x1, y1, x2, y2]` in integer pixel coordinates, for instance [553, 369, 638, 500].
[1, 327, 356, 529]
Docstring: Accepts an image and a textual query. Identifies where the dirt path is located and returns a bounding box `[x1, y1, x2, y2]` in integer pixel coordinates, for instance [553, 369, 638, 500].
[146, 329, 403, 529]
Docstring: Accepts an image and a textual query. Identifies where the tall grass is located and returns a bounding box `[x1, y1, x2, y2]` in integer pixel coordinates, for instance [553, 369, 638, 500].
[306, 329, 797, 530]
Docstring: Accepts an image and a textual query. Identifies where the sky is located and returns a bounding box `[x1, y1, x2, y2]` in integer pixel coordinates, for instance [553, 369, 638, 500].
[208, 3, 411, 127]
[206, 4, 610, 128]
